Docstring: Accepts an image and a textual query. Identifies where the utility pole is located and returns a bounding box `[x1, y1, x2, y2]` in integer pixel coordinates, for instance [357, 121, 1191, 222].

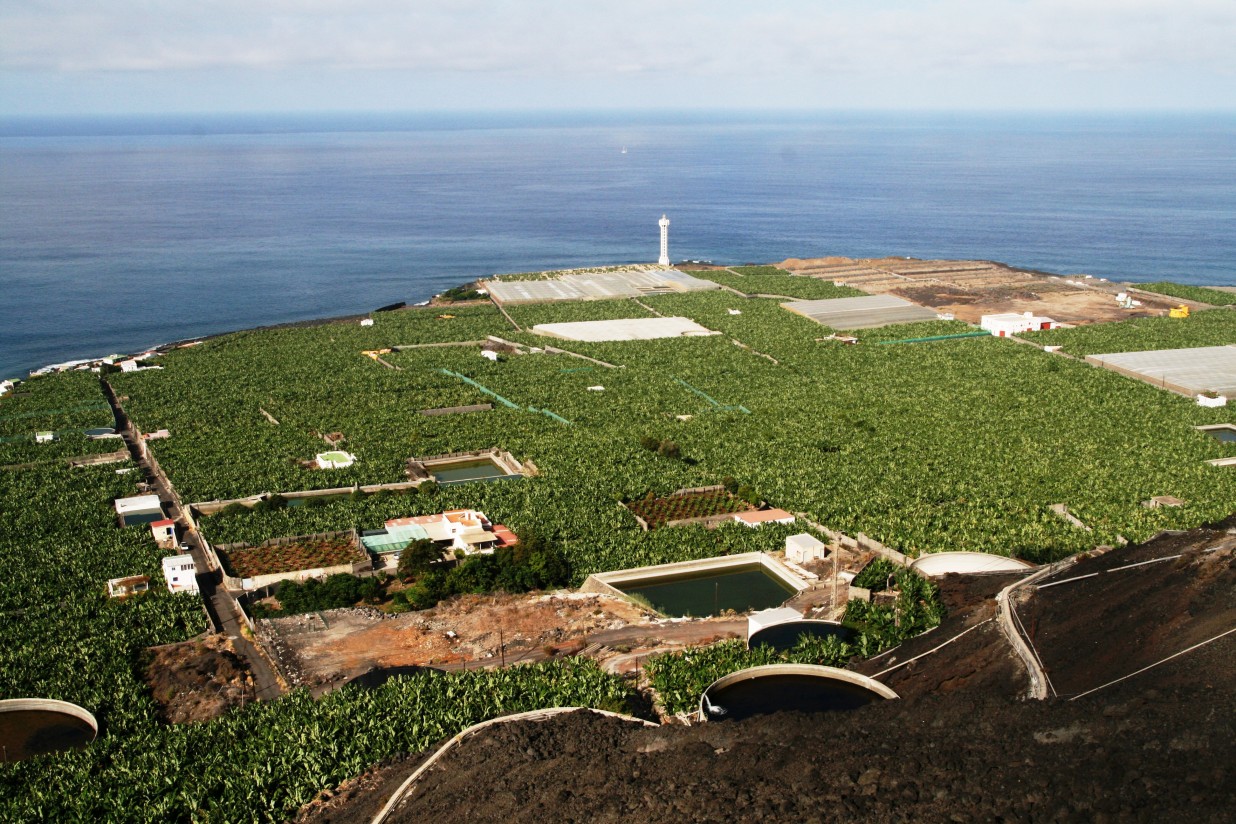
[832, 545, 839, 617]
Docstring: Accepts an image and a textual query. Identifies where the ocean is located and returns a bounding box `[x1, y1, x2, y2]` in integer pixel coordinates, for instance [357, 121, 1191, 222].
[2, 111, 1234, 379]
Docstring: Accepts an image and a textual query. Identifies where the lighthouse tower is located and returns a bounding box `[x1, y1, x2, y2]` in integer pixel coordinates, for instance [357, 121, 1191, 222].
[658, 214, 670, 266]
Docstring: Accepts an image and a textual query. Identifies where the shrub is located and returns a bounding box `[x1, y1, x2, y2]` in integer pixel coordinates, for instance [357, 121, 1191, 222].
[267, 573, 386, 616]
[656, 440, 682, 459]
[853, 558, 901, 592]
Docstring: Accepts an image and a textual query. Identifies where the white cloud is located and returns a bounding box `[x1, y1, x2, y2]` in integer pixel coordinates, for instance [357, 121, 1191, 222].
[0, 1, 1233, 111]
[1, 1, 1232, 74]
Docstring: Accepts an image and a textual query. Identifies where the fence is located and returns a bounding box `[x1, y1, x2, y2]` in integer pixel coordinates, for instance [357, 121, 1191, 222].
[67, 449, 130, 468]
[213, 530, 370, 592]
[420, 403, 493, 416]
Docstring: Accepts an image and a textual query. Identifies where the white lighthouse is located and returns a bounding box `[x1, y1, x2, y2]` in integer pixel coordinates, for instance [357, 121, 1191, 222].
[658, 214, 670, 266]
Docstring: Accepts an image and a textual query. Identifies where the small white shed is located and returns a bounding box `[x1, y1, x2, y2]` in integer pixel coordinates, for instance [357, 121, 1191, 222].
[747, 607, 802, 639]
[150, 518, 177, 546]
[785, 533, 828, 564]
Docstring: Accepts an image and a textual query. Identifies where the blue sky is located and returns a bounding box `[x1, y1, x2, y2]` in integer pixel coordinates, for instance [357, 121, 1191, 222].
[2, 1, 1234, 115]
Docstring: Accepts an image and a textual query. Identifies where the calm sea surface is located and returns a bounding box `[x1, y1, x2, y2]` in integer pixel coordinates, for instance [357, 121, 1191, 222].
[2, 111, 1234, 379]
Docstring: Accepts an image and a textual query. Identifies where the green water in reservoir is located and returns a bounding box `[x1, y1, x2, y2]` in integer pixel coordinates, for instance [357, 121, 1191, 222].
[431, 458, 509, 483]
[620, 564, 795, 617]
[121, 511, 165, 526]
[704, 674, 886, 722]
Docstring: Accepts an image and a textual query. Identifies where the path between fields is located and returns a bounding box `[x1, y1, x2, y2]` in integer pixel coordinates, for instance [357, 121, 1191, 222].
[102, 378, 284, 700]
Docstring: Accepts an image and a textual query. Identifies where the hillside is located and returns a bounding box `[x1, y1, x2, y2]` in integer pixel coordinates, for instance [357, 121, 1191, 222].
[304, 522, 1236, 823]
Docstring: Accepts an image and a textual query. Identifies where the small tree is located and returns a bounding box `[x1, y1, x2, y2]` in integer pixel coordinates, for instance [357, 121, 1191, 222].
[397, 539, 442, 580]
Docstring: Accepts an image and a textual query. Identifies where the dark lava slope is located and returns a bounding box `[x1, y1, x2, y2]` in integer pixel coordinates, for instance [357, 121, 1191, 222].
[301, 524, 1236, 824]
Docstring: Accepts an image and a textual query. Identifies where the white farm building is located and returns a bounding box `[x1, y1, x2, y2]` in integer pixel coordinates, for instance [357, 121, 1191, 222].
[114, 494, 165, 527]
[785, 533, 828, 564]
[980, 312, 1059, 337]
[161, 553, 199, 594]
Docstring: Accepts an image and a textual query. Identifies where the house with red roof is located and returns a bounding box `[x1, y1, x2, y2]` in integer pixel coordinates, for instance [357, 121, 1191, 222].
[150, 518, 177, 547]
[733, 508, 796, 528]
[378, 509, 518, 558]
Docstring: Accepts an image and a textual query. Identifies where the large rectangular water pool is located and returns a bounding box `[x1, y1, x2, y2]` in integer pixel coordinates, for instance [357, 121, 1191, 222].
[619, 564, 796, 618]
[430, 458, 511, 483]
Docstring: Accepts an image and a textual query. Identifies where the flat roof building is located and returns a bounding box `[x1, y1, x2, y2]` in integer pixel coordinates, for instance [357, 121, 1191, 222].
[785, 533, 828, 564]
[734, 509, 796, 527]
[981, 312, 1059, 337]
[114, 494, 164, 527]
[106, 575, 150, 599]
[161, 554, 199, 594]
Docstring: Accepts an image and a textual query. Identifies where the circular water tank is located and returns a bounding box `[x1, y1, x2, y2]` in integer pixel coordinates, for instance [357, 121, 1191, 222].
[910, 551, 1033, 577]
[345, 665, 441, 690]
[747, 620, 854, 653]
[699, 664, 898, 722]
[0, 698, 98, 761]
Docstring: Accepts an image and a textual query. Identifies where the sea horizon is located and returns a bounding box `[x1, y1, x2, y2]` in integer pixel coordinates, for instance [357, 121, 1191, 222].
[3, 109, 1234, 380]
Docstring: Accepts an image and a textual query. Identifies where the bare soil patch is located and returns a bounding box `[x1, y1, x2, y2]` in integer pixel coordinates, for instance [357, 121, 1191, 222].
[261, 592, 652, 690]
[142, 634, 256, 724]
[779, 256, 1184, 324]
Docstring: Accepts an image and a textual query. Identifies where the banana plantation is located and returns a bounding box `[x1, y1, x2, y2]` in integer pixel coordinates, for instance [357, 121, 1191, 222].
[2, 285, 1234, 820]
[106, 294, 1236, 565]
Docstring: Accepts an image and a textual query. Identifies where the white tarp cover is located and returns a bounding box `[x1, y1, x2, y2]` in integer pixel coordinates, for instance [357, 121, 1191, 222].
[531, 316, 716, 342]
[487, 267, 720, 304]
[911, 552, 1033, 576]
[747, 607, 804, 638]
[782, 294, 939, 330]
[1086, 345, 1236, 396]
